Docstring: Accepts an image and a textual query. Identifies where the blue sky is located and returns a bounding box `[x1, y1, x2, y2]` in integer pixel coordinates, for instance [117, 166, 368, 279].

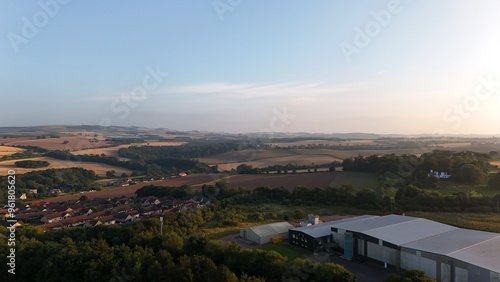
[1, 0, 500, 134]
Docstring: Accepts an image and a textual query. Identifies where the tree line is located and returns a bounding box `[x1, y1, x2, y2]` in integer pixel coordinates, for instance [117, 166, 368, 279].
[0, 168, 98, 202]
[0, 200, 354, 281]
[342, 150, 493, 185]
[14, 160, 50, 168]
[118, 142, 256, 160]
[0, 145, 48, 161]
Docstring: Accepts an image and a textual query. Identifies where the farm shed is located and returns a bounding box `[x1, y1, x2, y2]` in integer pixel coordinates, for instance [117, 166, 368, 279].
[240, 222, 294, 245]
[329, 214, 500, 282]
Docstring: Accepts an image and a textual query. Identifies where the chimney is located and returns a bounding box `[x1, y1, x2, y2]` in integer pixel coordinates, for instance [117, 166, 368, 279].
[308, 214, 319, 225]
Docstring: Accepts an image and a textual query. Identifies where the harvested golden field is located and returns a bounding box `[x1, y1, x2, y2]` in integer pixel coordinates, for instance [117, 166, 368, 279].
[267, 139, 378, 147]
[74, 141, 185, 158]
[200, 148, 430, 171]
[3, 136, 111, 151]
[199, 149, 298, 164]
[0, 157, 131, 176]
[427, 142, 500, 154]
[0, 146, 24, 156]
[316, 148, 432, 159]
[427, 142, 473, 148]
[214, 155, 343, 171]
[490, 161, 500, 167]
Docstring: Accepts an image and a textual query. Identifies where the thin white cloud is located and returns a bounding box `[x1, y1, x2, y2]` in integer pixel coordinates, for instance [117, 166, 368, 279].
[154, 81, 361, 100]
[84, 95, 120, 102]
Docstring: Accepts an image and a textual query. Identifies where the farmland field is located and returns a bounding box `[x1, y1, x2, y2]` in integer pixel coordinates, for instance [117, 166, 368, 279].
[44, 172, 341, 202]
[200, 148, 436, 172]
[0, 145, 24, 156]
[200, 148, 343, 171]
[2, 136, 112, 150]
[407, 212, 500, 233]
[46, 174, 225, 202]
[427, 142, 473, 148]
[199, 172, 339, 190]
[427, 142, 500, 154]
[329, 171, 379, 190]
[431, 181, 500, 197]
[267, 139, 378, 147]
[0, 157, 131, 176]
[73, 141, 185, 158]
[199, 149, 298, 164]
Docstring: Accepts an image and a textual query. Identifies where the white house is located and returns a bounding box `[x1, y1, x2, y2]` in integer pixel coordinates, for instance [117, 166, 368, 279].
[428, 170, 451, 179]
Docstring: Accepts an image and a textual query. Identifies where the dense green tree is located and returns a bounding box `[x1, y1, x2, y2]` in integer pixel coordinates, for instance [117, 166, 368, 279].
[488, 172, 500, 189]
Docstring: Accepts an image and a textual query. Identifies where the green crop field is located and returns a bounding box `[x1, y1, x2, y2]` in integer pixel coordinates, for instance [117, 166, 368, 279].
[434, 181, 500, 197]
[407, 212, 500, 233]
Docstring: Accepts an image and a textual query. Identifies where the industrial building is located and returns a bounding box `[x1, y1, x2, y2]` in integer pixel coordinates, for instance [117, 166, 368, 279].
[289, 215, 377, 252]
[239, 221, 294, 245]
[328, 214, 500, 282]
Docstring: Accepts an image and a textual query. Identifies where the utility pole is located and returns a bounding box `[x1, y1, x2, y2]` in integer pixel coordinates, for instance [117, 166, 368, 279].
[160, 216, 163, 236]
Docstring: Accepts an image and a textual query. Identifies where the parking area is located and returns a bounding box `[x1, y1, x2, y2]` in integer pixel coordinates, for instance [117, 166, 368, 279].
[306, 253, 392, 282]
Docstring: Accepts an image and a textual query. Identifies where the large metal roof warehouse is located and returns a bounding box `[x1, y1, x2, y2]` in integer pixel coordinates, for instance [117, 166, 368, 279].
[328, 214, 500, 282]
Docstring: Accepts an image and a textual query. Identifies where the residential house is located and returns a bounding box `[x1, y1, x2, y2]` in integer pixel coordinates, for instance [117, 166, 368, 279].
[177, 202, 193, 212]
[60, 215, 90, 227]
[41, 212, 71, 223]
[112, 204, 135, 214]
[114, 210, 140, 223]
[189, 196, 211, 208]
[114, 196, 130, 206]
[140, 196, 160, 206]
[84, 219, 101, 228]
[88, 210, 112, 219]
[1, 220, 23, 228]
[83, 215, 117, 228]
[54, 206, 73, 214]
[159, 199, 182, 209]
[428, 169, 451, 179]
[30, 200, 50, 209]
[93, 197, 112, 204]
[39, 222, 63, 231]
[50, 189, 63, 195]
[17, 209, 44, 220]
[99, 215, 117, 225]
[140, 205, 162, 216]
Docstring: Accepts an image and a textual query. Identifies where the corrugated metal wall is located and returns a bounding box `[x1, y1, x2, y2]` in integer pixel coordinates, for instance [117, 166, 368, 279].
[400, 251, 437, 279]
[440, 263, 451, 282]
[468, 264, 490, 282]
[491, 271, 500, 282]
[455, 267, 468, 282]
[366, 241, 399, 266]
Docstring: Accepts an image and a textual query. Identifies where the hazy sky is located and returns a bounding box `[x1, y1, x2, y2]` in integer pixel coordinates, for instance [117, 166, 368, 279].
[1, 1, 500, 134]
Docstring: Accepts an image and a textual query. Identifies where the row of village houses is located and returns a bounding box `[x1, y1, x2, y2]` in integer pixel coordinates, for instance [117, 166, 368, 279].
[16, 173, 190, 198]
[1, 195, 211, 231]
